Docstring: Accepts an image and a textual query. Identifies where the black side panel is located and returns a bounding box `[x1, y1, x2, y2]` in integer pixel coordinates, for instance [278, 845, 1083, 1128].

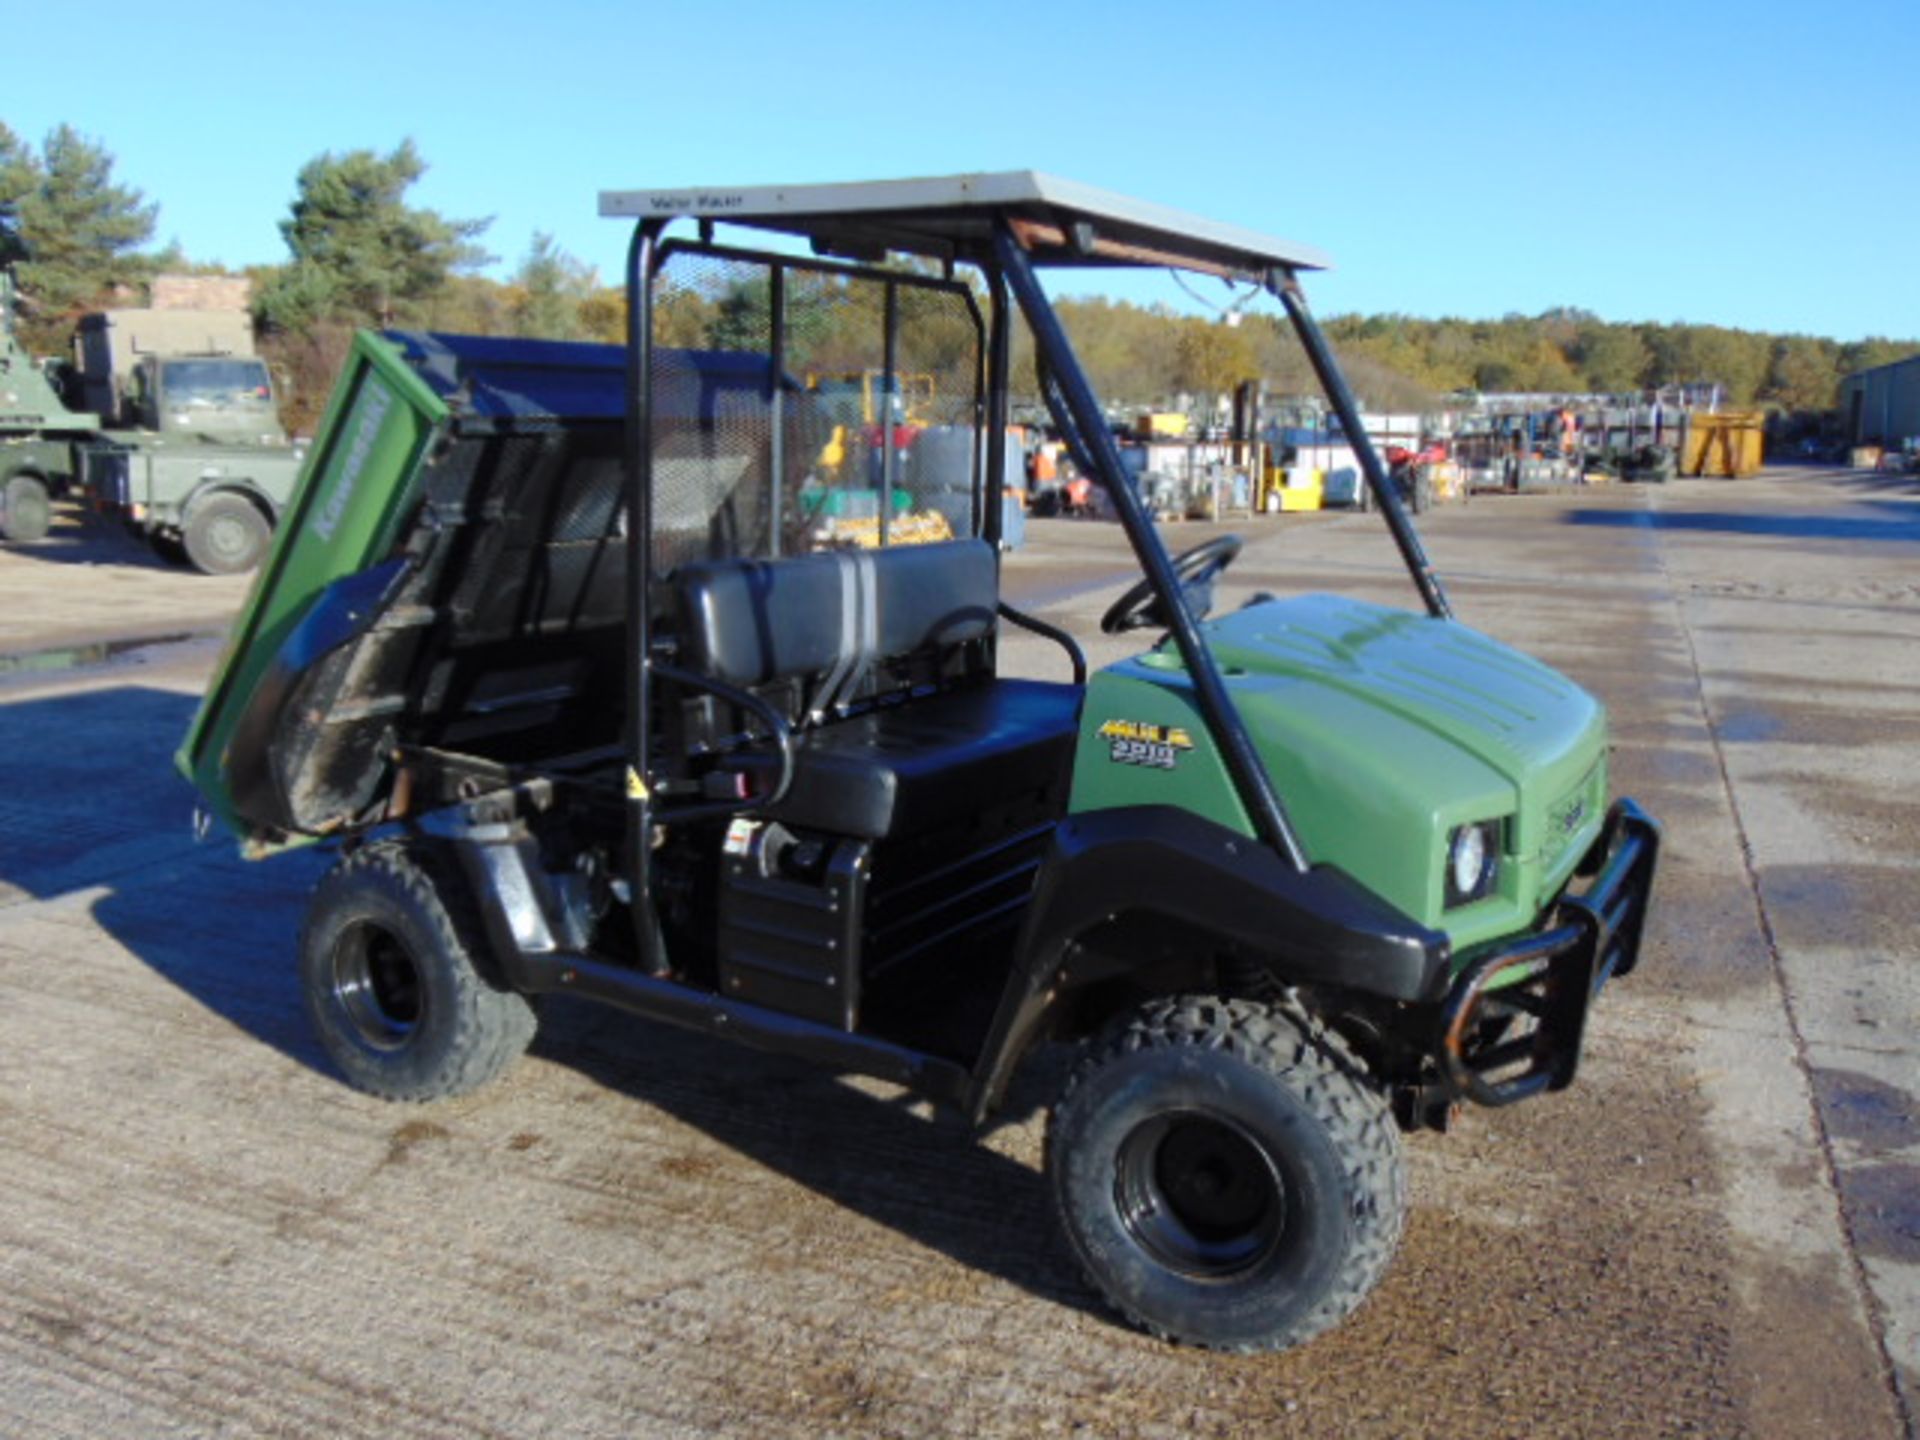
[965, 805, 1450, 1120]
[718, 832, 869, 1030]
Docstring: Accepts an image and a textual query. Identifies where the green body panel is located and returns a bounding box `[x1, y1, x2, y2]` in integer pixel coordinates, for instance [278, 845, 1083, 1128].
[1071, 669, 1255, 836]
[176, 331, 450, 840]
[1070, 594, 1608, 950]
[2, 272, 98, 490]
[0, 273, 95, 437]
[0, 436, 80, 489]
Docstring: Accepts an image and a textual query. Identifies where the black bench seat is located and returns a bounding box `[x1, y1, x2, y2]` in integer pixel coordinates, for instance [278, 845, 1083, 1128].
[670, 538, 1083, 840]
[738, 678, 1081, 839]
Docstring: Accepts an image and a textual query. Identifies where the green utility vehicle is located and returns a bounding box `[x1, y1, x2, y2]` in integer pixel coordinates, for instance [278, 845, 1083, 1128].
[180, 175, 1659, 1353]
[0, 271, 303, 572]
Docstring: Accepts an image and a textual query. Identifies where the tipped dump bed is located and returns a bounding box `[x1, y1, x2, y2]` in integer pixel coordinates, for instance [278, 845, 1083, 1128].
[179, 330, 782, 851]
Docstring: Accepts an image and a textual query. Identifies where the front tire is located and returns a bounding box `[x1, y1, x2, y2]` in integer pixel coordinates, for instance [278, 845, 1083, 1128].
[1046, 996, 1405, 1352]
[300, 843, 538, 1102]
[1, 474, 52, 543]
[182, 492, 271, 574]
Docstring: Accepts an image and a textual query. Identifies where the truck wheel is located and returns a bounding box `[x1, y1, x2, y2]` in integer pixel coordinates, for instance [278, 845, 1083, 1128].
[1, 474, 52, 544]
[1046, 995, 1405, 1352]
[182, 492, 270, 574]
[300, 843, 538, 1102]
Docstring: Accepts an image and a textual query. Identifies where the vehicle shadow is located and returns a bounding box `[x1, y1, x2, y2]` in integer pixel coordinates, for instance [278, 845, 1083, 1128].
[0, 683, 332, 1070]
[529, 999, 1098, 1317]
[2, 682, 1098, 1320]
[1828, 470, 1920, 498]
[6, 509, 183, 570]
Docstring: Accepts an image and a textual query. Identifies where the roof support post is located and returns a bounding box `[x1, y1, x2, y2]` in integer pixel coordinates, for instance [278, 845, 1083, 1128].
[983, 268, 1010, 546]
[879, 281, 897, 548]
[1271, 271, 1452, 621]
[624, 218, 671, 975]
[992, 221, 1310, 873]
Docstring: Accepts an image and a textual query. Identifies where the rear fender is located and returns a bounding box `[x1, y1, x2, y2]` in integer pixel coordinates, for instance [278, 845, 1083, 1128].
[964, 805, 1449, 1122]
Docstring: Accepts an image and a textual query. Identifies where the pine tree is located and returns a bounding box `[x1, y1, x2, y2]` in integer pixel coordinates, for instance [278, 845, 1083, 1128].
[7, 125, 157, 326]
[0, 122, 36, 268]
[257, 139, 490, 331]
[510, 232, 594, 340]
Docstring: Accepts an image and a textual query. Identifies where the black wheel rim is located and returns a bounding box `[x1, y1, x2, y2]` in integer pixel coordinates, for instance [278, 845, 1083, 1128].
[1114, 1110, 1287, 1279]
[331, 920, 424, 1050]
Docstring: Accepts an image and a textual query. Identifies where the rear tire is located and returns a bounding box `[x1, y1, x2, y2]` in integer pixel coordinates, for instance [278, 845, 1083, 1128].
[182, 492, 271, 574]
[1046, 995, 1405, 1352]
[1, 474, 52, 543]
[300, 842, 538, 1102]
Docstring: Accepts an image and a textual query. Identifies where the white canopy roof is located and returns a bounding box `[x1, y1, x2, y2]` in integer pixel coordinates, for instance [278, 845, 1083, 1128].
[600, 172, 1330, 277]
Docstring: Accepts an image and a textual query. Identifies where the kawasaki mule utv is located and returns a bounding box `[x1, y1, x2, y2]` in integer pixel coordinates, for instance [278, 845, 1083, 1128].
[180, 174, 1658, 1353]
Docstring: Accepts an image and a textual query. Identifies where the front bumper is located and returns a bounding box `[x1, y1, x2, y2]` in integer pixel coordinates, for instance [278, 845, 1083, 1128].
[1436, 798, 1660, 1107]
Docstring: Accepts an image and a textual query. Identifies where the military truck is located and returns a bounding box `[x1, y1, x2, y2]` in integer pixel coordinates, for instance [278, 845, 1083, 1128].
[0, 271, 305, 573]
[72, 304, 258, 426]
[181, 175, 1659, 1353]
[0, 271, 96, 545]
[73, 346, 306, 573]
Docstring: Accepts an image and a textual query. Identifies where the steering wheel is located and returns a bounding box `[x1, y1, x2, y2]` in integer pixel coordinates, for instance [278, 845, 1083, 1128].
[1100, 533, 1244, 635]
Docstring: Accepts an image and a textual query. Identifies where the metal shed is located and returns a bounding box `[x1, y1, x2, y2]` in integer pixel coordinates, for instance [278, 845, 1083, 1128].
[1840, 353, 1920, 448]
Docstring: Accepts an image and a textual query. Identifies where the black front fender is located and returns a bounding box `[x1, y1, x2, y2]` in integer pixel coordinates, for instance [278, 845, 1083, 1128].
[964, 806, 1449, 1121]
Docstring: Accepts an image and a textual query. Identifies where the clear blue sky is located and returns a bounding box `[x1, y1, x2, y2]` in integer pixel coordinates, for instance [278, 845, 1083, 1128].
[10, 0, 1918, 340]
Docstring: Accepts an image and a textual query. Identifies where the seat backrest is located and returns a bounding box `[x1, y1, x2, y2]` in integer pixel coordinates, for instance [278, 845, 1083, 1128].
[672, 538, 998, 714]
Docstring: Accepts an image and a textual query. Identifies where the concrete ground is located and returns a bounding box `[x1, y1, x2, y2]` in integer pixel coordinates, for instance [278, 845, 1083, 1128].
[0, 468, 1912, 1438]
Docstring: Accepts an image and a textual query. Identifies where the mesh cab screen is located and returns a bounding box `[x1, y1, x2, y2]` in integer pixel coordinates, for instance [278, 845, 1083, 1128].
[650, 244, 985, 570]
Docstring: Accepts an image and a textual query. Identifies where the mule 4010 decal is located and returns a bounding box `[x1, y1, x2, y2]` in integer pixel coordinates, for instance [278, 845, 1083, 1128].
[1096, 718, 1195, 770]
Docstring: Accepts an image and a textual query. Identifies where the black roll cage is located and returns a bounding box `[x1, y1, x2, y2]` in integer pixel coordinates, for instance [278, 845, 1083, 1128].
[617, 208, 1453, 972]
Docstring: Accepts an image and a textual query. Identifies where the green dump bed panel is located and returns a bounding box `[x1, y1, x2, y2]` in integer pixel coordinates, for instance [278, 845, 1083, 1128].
[179, 330, 803, 854]
[177, 332, 449, 841]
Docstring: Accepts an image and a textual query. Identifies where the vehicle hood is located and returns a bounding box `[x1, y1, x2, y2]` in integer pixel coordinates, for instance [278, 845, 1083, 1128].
[1098, 593, 1607, 927]
[1206, 593, 1603, 794]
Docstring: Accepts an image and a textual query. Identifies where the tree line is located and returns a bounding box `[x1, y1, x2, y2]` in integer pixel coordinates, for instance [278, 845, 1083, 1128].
[3, 121, 1915, 431]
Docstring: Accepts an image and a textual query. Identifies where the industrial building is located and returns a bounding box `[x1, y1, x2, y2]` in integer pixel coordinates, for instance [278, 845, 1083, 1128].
[1839, 353, 1920, 446]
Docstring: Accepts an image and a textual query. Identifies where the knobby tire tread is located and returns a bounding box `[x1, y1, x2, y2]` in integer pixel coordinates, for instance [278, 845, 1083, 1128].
[303, 841, 536, 1103]
[1048, 994, 1406, 1352]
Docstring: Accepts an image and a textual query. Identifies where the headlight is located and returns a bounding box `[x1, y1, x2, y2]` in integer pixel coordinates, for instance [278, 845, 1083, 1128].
[1445, 820, 1502, 907]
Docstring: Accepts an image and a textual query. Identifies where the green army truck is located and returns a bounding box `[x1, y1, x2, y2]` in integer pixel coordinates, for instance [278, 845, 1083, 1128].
[0, 270, 305, 572]
[74, 347, 306, 573]
[180, 175, 1659, 1353]
[0, 271, 95, 545]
